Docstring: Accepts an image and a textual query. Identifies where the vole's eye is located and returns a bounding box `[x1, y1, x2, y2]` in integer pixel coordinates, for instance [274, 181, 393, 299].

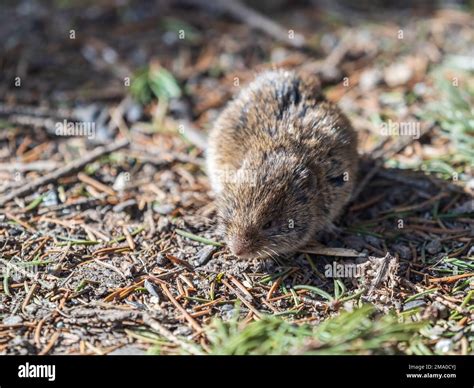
[328, 174, 345, 187]
[262, 221, 273, 230]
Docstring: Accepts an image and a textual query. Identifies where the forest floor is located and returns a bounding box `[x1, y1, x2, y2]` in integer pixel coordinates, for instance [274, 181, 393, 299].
[0, 0, 473, 355]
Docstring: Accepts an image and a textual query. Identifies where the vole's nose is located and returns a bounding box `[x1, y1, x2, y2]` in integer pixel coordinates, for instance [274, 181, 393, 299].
[229, 236, 252, 257]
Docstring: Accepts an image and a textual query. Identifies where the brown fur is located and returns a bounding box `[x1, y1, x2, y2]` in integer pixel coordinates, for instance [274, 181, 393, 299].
[207, 70, 358, 259]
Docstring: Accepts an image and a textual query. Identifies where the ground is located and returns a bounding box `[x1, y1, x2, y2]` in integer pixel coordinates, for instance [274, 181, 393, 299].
[0, 0, 473, 355]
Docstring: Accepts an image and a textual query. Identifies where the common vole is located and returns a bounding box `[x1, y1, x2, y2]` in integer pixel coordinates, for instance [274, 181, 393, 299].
[207, 70, 358, 259]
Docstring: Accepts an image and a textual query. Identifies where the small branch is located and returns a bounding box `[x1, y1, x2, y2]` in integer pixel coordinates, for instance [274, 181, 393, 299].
[160, 283, 203, 333]
[0, 138, 129, 207]
[179, 0, 306, 48]
[0, 161, 58, 172]
[301, 243, 362, 258]
[142, 314, 204, 355]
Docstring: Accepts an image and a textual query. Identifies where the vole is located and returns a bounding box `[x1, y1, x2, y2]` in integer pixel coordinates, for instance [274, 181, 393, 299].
[207, 70, 358, 259]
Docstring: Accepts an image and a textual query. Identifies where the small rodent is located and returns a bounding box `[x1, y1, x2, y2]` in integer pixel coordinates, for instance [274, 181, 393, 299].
[207, 70, 358, 259]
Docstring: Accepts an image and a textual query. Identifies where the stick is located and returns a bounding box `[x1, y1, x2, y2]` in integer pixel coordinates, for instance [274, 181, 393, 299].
[221, 278, 262, 319]
[78, 172, 117, 196]
[0, 161, 58, 172]
[0, 138, 129, 206]
[38, 331, 61, 355]
[429, 273, 474, 284]
[160, 284, 203, 333]
[301, 244, 362, 257]
[180, 0, 306, 48]
[142, 314, 204, 355]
